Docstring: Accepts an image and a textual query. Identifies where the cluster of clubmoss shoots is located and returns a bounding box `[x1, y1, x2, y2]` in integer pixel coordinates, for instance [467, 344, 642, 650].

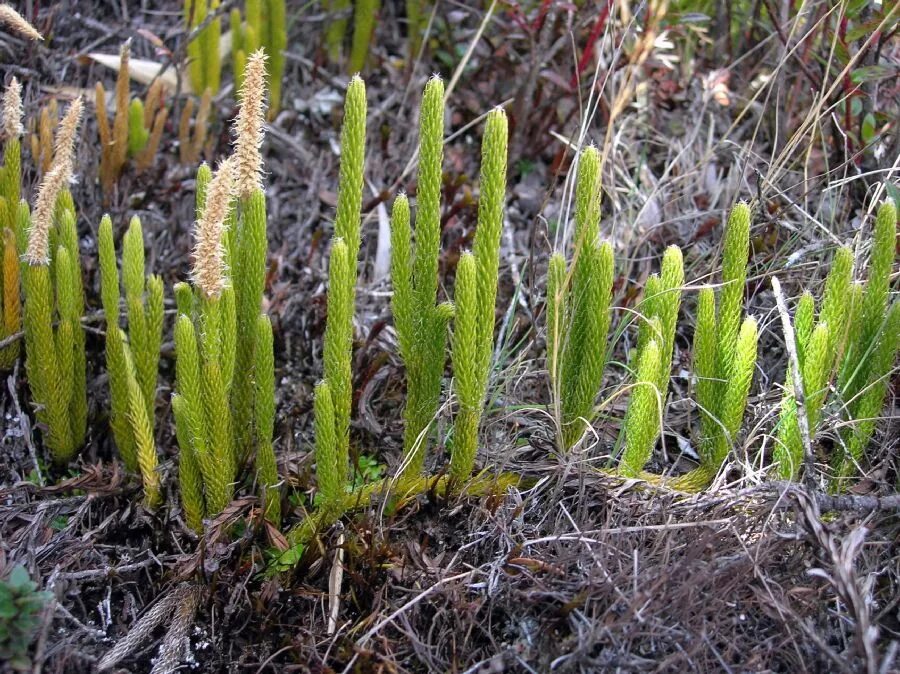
[230, 0, 287, 119]
[772, 200, 898, 488]
[313, 75, 367, 516]
[390, 76, 453, 477]
[22, 97, 87, 464]
[98, 215, 164, 508]
[95, 41, 169, 196]
[178, 88, 212, 165]
[683, 203, 758, 488]
[28, 98, 58, 174]
[184, 0, 222, 96]
[324, 0, 380, 74]
[449, 106, 508, 483]
[1, 77, 24, 369]
[229, 51, 279, 511]
[619, 245, 684, 477]
[172, 52, 277, 530]
[173, 157, 239, 530]
[546, 146, 614, 450]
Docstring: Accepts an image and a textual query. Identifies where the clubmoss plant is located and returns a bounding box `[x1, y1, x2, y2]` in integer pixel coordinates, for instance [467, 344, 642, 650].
[691, 203, 759, 478]
[22, 98, 87, 464]
[230, 51, 272, 468]
[184, 0, 222, 95]
[172, 158, 238, 527]
[314, 76, 366, 506]
[1, 77, 23, 369]
[391, 77, 453, 476]
[324, 0, 351, 63]
[28, 98, 58, 175]
[178, 88, 212, 165]
[95, 42, 169, 195]
[832, 200, 899, 485]
[774, 200, 897, 482]
[349, 0, 380, 74]
[619, 334, 661, 477]
[833, 302, 899, 484]
[231, 0, 286, 118]
[546, 146, 614, 449]
[618, 246, 683, 476]
[449, 107, 508, 482]
[98, 215, 164, 484]
[121, 337, 161, 508]
[324, 0, 380, 73]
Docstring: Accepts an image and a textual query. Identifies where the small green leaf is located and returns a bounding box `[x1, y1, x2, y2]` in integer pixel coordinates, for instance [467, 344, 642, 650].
[850, 65, 896, 85]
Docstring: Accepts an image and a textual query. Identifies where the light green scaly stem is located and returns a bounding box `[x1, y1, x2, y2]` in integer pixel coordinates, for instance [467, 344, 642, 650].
[842, 201, 897, 401]
[254, 314, 280, 526]
[314, 380, 341, 504]
[621, 337, 662, 477]
[693, 286, 717, 466]
[655, 246, 683, 394]
[98, 216, 136, 470]
[264, 0, 287, 117]
[471, 108, 508, 395]
[711, 317, 758, 467]
[820, 246, 853, 371]
[558, 147, 614, 449]
[323, 238, 353, 488]
[233, 189, 268, 466]
[794, 291, 815, 368]
[546, 252, 566, 399]
[57, 207, 86, 447]
[173, 394, 205, 531]
[334, 77, 366, 279]
[450, 252, 478, 482]
[390, 195, 414, 364]
[393, 77, 450, 475]
[774, 321, 831, 480]
[349, 0, 379, 73]
[127, 99, 149, 156]
[413, 77, 444, 324]
[715, 203, 750, 395]
[833, 301, 900, 486]
[449, 109, 507, 480]
[122, 338, 160, 509]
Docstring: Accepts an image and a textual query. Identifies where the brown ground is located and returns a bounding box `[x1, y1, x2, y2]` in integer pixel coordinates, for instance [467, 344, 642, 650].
[1, 1, 898, 672]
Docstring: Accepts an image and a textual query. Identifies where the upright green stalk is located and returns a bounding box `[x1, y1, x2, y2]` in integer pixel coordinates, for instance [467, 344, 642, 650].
[98, 215, 164, 478]
[1, 77, 22, 370]
[254, 314, 280, 526]
[620, 336, 662, 477]
[172, 159, 238, 523]
[549, 146, 615, 449]
[322, 238, 354, 489]
[691, 203, 758, 478]
[349, 0, 380, 74]
[450, 107, 508, 481]
[309, 77, 366, 496]
[184, 0, 221, 94]
[391, 77, 452, 475]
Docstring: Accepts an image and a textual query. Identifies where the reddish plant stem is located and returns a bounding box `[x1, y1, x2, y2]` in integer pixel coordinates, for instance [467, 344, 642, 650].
[570, 0, 613, 89]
